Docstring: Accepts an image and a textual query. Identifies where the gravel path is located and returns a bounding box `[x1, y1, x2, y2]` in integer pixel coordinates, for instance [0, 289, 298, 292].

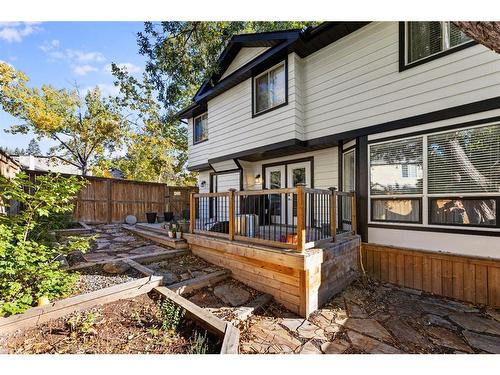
[71, 266, 144, 295]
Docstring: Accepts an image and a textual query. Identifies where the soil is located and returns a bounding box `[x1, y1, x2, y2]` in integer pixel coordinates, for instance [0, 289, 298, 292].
[2, 293, 222, 354]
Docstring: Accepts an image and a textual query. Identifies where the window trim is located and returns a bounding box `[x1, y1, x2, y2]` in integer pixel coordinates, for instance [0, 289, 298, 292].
[399, 21, 477, 72]
[368, 122, 500, 233]
[252, 60, 288, 118]
[193, 112, 208, 145]
[371, 197, 423, 224]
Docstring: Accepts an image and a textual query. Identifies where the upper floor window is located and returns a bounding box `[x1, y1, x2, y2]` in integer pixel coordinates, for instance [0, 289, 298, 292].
[193, 113, 208, 144]
[253, 61, 286, 116]
[401, 22, 474, 70]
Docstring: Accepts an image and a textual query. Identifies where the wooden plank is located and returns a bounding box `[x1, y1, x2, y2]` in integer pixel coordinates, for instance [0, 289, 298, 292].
[233, 235, 297, 250]
[296, 184, 306, 252]
[351, 193, 357, 235]
[221, 323, 240, 354]
[431, 259, 442, 295]
[475, 265, 488, 305]
[373, 250, 381, 280]
[107, 179, 112, 224]
[452, 261, 464, 301]
[413, 256, 423, 291]
[441, 260, 453, 298]
[366, 247, 373, 274]
[153, 286, 227, 334]
[422, 256, 432, 293]
[330, 190, 337, 243]
[388, 253, 397, 284]
[403, 255, 414, 288]
[463, 263, 476, 304]
[234, 188, 296, 196]
[396, 253, 405, 285]
[380, 251, 389, 282]
[168, 270, 231, 295]
[0, 276, 163, 334]
[487, 266, 500, 308]
[123, 259, 156, 276]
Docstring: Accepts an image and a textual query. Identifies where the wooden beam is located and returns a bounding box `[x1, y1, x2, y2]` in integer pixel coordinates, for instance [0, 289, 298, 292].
[221, 323, 240, 354]
[190, 192, 196, 234]
[351, 193, 357, 235]
[168, 270, 231, 295]
[329, 188, 337, 243]
[228, 189, 236, 241]
[296, 184, 306, 252]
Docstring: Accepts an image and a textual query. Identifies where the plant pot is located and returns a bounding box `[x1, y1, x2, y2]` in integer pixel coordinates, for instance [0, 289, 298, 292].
[146, 212, 157, 224]
[180, 222, 190, 233]
[176, 232, 182, 240]
[168, 231, 174, 238]
[164, 212, 174, 222]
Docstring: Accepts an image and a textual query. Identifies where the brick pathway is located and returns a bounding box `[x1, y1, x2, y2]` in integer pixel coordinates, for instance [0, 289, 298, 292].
[240, 279, 500, 354]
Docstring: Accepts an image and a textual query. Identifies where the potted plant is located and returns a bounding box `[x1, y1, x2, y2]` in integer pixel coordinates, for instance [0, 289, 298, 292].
[176, 228, 182, 240]
[168, 224, 176, 239]
[145, 212, 157, 224]
[178, 208, 190, 233]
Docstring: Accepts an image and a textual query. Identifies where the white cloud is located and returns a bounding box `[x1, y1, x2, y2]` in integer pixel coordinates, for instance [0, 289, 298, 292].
[0, 22, 42, 43]
[105, 62, 142, 74]
[39, 39, 60, 52]
[66, 49, 105, 63]
[72, 64, 98, 76]
[39, 39, 106, 65]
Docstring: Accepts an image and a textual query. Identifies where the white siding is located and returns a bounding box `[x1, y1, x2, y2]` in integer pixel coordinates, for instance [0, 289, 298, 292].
[216, 172, 240, 192]
[188, 53, 302, 167]
[301, 22, 500, 140]
[220, 47, 270, 80]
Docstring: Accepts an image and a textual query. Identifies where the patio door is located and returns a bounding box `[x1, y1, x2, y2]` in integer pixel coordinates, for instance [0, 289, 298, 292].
[265, 165, 285, 224]
[342, 149, 356, 231]
[286, 161, 312, 225]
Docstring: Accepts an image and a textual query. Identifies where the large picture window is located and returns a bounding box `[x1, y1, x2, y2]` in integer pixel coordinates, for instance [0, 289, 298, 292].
[253, 62, 286, 115]
[369, 123, 500, 229]
[403, 22, 473, 69]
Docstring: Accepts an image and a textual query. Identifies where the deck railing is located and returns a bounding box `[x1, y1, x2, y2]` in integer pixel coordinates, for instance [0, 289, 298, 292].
[189, 184, 356, 252]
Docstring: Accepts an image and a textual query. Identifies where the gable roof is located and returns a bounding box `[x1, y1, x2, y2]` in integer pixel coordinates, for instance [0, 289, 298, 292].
[178, 22, 370, 119]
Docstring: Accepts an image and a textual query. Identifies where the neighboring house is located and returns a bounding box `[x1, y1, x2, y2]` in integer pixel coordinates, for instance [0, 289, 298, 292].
[12, 155, 84, 175]
[0, 149, 22, 215]
[178, 21, 500, 260]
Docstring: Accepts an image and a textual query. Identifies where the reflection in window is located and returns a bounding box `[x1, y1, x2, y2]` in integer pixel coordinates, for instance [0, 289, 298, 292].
[370, 137, 423, 195]
[254, 63, 286, 114]
[269, 171, 282, 216]
[371, 199, 421, 223]
[430, 198, 497, 227]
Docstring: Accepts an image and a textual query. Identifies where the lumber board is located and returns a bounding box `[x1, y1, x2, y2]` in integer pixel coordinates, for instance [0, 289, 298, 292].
[168, 270, 231, 295]
[221, 323, 240, 354]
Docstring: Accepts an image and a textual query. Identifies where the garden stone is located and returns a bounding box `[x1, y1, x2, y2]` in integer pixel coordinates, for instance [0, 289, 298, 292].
[425, 298, 479, 313]
[214, 283, 251, 306]
[343, 318, 392, 342]
[385, 318, 429, 347]
[463, 330, 500, 353]
[103, 261, 130, 274]
[125, 215, 137, 225]
[280, 318, 305, 332]
[347, 331, 402, 354]
[66, 250, 86, 266]
[486, 308, 500, 322]
[346, 301, 368, 318]
[114, 236, 136, 242]
[321, 340, 350, 354]
[296, 321, 327, 341]
[55, 254, 69, 268]
[420, 302, 454, 317]
[426, 326, 473, 353]
[241, 319, 302, 354]
[422, 314, 455, 330]
[449, 313, 500, 335]
[299, 341, 322, 354]
[160, 271, 178, 285]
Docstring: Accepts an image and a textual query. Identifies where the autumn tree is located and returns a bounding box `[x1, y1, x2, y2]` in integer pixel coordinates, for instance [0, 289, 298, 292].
[0, 62, 128, 176]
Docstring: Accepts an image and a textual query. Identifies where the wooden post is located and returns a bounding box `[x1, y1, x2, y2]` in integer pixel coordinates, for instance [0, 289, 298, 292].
[107, 179, 112, 224]
[329, 187, 337, 242]
[228, 189, 236, 241]
[351, 192, 357, 235]
[296, 183, 306, 252]
[189, 192, 196, 234]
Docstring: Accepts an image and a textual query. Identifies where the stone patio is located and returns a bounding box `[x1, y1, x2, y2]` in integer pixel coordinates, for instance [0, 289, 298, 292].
[239, 278, 500, 354]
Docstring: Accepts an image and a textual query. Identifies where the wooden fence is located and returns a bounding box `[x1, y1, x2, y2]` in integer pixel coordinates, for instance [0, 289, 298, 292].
[27, 171, 198, 224]
[361, 243, 500, 308]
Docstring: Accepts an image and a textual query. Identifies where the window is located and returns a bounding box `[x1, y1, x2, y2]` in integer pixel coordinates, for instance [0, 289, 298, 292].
[369, 123, 500, 229]
[193, 113, 208, 144]
[403, 22, 473, 68]
[254, 62, 286, 115]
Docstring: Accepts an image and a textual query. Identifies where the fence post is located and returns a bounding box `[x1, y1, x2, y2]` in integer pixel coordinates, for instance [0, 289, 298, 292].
[329, 187, 337, 243]
[107, 179, 112, 224]
[351, 192, 357, 235]
[296, 183, 306, 252]
[189, 192, 196, 234]
[228, 189, 236, 241]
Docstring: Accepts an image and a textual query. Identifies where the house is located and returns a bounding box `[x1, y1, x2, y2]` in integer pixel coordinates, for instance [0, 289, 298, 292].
[177, 22, 500, 314]
[12, 155, 84, 175]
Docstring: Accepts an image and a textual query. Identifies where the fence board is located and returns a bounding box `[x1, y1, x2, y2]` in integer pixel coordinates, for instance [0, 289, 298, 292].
[26, 171, 197, 224]
[362, 243, 500, 308]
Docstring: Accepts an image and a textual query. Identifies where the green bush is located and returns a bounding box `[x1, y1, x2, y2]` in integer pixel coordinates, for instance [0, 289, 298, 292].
[188, 330, 209, 354]
[157, 298, 185, 332]
[0, 172, 90, 316]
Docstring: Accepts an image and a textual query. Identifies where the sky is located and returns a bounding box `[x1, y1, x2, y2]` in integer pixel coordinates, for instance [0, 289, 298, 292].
[0, 22, 147, 153]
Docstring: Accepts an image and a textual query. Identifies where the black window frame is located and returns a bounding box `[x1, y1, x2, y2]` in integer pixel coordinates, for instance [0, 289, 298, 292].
[399, 21, 477, 72]
[251, 59, 288, 118]
[370, 197, 423, 224]
[193, 112, 208, 145]
[428, 196, 500, 229]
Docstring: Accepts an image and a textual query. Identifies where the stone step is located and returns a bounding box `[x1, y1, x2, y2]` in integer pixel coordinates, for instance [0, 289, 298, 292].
[123, 225, 188, 250]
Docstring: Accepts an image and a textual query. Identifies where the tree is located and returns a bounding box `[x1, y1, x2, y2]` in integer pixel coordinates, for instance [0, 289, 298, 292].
[26, 139, 41, 156]
[0, 62, 128, 175]
[453, 22, 500, 54]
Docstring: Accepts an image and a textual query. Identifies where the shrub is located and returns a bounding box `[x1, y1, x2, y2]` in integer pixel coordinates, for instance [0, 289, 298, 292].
[157, 299, 185, 332]
[0, 172, 89, 316]
[188, 330, 209, 354]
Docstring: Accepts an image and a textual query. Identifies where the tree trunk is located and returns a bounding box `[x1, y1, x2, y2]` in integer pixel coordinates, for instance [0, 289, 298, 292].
[453, 22, 500, 54]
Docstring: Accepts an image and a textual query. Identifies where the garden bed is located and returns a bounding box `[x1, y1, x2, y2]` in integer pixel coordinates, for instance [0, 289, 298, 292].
[1, 293, 222, 354]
